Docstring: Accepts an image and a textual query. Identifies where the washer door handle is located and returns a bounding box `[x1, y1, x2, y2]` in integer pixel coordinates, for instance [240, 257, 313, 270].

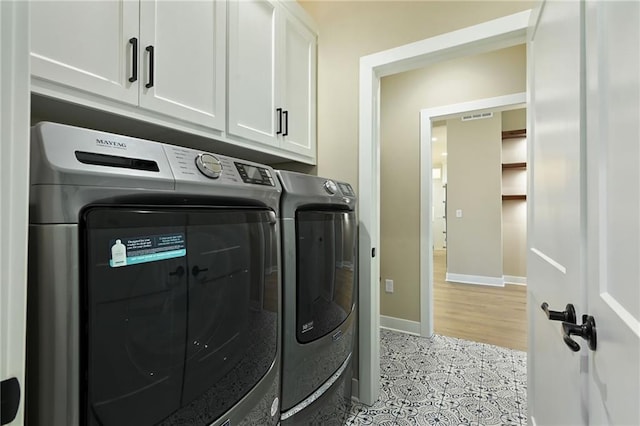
[168, 266, 185, 278]
[192, 265, 209, 277]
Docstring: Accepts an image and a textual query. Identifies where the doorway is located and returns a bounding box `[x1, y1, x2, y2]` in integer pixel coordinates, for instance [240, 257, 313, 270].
[422, 103, 528, 352]
[357, 11, 531, 404]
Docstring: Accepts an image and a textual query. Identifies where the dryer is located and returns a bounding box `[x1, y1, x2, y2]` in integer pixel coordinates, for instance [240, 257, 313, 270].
[276, 171, 357, 425]
[26, 122, 282, 426]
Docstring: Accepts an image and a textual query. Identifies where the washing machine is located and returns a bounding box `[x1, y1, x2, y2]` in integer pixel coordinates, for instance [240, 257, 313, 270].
[26, 122, 282, 426]
[276, 171, 357, 425]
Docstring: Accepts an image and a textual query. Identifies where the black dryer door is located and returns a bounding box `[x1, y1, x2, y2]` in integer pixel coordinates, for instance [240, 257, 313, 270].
[296, 209, 357, 343]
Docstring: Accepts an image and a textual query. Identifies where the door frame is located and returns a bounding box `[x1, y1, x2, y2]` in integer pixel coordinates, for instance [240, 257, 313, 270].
[1, 1, 31, 425]
[357, 10, 531, 405]
[418, 92, 526, 337]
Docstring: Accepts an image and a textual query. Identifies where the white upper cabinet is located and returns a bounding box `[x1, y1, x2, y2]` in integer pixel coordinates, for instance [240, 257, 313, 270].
[227, 0, 280, 147]
[139, 1, 226, 130]
[30, 0, 317, 164]
[31, 0, 225, 131]
[228, 0, 317, 160]
[280, 7, 316, 157]
[30, 1, 140, 106]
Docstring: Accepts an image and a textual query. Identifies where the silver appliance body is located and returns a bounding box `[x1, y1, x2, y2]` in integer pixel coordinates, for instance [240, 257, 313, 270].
[27, 122, 282, 426]
[276, 170, 357, 425]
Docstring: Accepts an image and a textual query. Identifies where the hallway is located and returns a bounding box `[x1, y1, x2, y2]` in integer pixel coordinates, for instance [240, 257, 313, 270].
[433, 250, 527, 351]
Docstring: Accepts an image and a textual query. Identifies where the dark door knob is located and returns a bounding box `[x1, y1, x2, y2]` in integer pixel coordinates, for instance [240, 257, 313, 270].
[562, 315, 597, 352]
[541, 302, 577, 324]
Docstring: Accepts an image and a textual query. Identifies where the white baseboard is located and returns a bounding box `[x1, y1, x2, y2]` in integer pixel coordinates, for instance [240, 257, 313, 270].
[446, 272, 505, 287]
[380, 315, 421, 335]
[504, 275, 527, 286]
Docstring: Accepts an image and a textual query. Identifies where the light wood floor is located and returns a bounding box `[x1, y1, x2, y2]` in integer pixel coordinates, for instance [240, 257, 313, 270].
[433, 249, 528, 351]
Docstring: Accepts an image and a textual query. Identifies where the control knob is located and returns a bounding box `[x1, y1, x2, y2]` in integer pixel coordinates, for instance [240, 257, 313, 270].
[195, 153, 222, 179]
[323, 180, 338, 195]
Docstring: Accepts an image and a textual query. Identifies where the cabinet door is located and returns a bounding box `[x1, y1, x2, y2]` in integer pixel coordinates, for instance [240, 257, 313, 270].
[30, 1, 139, 105]
[139, 1, 226, 130]
[227, 0, 280, 146]
[280, 9, 316, 158]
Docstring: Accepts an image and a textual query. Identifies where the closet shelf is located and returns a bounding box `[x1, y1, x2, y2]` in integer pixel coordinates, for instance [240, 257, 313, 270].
[502, 129, 526, 140]
[502, 162, 527, 170]
[502, 194, 527, 201]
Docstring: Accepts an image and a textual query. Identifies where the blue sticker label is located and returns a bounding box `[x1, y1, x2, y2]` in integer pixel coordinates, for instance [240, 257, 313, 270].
[109, 233, 186, 267]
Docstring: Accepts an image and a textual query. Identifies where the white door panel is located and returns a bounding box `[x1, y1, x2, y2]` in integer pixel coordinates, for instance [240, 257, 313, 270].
[227, 0, 279, 146]
[531, 0, 640, 425]
[1, 3, 30, 424]
[585, 1, 640, 424]
[30, 1, 139, 105]
[280, 8, 316, 157]
[528, 257, 584, 425]
[139, 0, 225, 130]
[528, 0, 585, 424]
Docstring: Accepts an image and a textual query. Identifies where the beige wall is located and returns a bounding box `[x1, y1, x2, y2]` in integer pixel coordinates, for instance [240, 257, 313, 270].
[502, 201, 527, 277]
[300, 0, 534, 191]
[447, 114, 503, 278]
[502, 108, 527, 131]
[379, 47, 526, 321]
[300, 1, 533, 322]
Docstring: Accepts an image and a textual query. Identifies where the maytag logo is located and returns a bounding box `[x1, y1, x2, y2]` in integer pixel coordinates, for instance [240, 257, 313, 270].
[96, 138, 127, 149]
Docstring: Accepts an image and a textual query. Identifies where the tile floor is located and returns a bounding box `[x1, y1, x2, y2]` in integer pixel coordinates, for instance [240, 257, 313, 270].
[346, 329, 527, 425]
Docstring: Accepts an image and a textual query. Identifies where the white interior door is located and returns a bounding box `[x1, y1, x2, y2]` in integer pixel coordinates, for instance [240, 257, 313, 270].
[530, 1, 640, 425]
[528, 0, 586, 424]
[585, 1, 640, 424]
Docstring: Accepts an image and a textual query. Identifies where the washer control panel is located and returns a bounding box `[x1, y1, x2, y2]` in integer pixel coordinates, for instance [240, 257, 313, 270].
[235, 162, 275, 186]
[195, 153, 223, 179]
[163, 145, 276, 187]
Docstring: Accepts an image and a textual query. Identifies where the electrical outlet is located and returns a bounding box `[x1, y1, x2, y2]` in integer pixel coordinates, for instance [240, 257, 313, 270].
[385, 279, 394, 293]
